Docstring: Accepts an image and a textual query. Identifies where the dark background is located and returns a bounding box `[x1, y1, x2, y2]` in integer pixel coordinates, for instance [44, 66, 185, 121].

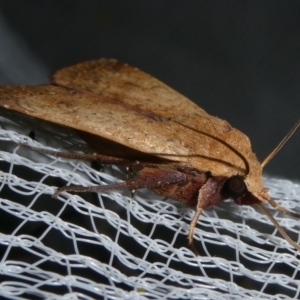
[0, 1, 299, 181]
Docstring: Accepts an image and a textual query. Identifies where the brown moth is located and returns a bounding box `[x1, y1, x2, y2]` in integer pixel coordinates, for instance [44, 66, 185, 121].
[0, 58, 299, 255]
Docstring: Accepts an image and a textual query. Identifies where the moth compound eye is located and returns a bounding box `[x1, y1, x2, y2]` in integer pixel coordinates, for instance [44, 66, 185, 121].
[222, 175, 247, 198]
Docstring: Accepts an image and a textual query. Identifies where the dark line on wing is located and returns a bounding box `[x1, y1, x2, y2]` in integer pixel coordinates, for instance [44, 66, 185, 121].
[53, 83, 169, 122]
[172, 120, 250, 176]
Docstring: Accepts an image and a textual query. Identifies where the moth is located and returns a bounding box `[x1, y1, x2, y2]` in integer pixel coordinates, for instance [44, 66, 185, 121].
[0, 58, 299, 255]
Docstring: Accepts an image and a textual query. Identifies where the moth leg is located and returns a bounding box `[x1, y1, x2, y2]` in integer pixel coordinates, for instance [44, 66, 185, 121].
[188, 207, 203, 256]
[18, 143, 144, 166]
[188, 176, 227, 255]
[267, 198, 300, 219]
[257, 202, 300, 251]
[53, 181, 128, 198]
[53, 167, 186, 198]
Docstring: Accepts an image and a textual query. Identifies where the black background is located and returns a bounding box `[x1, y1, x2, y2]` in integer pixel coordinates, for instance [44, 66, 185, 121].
[0, 1, 299, 180]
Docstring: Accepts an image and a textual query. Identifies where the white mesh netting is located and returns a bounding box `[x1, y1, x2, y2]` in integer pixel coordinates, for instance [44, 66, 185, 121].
[1, 107, 300, 300]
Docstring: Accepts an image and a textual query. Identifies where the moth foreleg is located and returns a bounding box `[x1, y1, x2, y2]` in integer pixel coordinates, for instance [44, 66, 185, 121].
[188, 207, 203, 256]
[189, 176, 227, 255]
[267, 198, 300, 219]
[257, 202, 300, 251]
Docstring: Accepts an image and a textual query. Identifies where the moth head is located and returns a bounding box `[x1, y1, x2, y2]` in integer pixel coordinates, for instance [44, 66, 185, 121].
[222, 174, 269, 205]
[222, 175, 247, 198]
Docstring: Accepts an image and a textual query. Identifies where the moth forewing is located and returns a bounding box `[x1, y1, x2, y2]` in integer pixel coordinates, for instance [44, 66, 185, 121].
[0, 58, 299, 254]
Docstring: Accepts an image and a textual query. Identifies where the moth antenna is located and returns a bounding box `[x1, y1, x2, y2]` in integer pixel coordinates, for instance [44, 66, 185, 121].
[256, 202, 300, 251]
[260, 119, 300, 243]
[261, 119, 300, 169]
